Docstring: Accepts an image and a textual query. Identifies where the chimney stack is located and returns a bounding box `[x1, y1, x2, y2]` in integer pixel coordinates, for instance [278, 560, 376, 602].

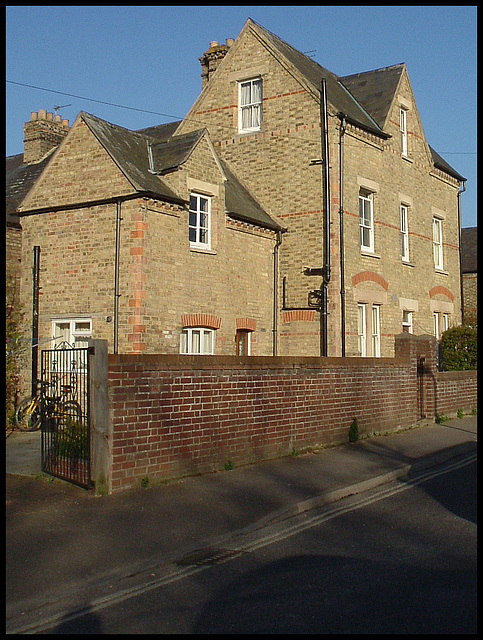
[199, 38, 233, 89]
[23, 109, 70, 164]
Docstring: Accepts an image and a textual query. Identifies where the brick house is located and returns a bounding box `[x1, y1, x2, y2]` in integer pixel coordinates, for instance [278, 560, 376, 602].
[14, 18, 466, 391]
[460, 226, 477, 325]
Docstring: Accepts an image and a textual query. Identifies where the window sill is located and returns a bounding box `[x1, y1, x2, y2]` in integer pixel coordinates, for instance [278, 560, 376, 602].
[402, 259, 415, 267]
[435, 267, 449, 276]
[237, 128, 262, 137]
[190, 245, 216, 255]
[401, 154, 413, 164]
[360, 250, 381, 259]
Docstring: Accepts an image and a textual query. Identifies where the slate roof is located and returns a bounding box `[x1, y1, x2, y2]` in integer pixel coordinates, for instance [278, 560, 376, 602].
[339, 64, 405, 130]
[149, 129, 206, 174]
[6, 152, 54, 227]
[461, 227, 477, 273]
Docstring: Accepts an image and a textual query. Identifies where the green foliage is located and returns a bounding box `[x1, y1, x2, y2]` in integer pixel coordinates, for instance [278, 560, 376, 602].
[224, 460, 233, 471]
[349, 418, 359, 443]
[435, 414, 449, 424]
[140, 476, 150, 488]
[55, 419, 88, 460]
[457, 409, 464, 419]
[439, 325, 477, 371]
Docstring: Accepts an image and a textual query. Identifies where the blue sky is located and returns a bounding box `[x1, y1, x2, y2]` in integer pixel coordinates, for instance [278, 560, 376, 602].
[6, 5, 477, 228]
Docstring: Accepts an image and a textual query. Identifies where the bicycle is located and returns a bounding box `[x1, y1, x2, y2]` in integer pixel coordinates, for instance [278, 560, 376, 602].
[15, 379, 82, 433]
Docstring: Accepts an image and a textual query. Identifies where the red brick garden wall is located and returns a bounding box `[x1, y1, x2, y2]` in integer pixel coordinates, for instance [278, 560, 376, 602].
[105, 334, 478, 493]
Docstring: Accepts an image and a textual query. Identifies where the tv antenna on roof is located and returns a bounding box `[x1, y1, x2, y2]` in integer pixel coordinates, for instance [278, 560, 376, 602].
[54, 104, 71, 113]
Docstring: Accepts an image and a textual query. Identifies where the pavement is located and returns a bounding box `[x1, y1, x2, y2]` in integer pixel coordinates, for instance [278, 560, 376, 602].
[5, 414, 478, 633]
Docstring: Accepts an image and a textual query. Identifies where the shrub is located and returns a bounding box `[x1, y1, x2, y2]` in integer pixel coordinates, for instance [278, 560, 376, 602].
[439, 325, 477, 371]
[349, 418, 359, 443]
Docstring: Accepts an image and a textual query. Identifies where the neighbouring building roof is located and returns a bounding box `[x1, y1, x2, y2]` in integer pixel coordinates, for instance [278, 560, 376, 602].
[6, 151, 53, 227]
[461, 227, 477, 273]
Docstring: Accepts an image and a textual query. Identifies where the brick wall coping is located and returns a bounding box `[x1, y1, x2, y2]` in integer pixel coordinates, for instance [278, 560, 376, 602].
[108, 353, 410, 371]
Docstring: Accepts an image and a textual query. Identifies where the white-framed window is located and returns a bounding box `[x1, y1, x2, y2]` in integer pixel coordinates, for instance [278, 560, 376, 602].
[402, 310, 413, 334]
[433, 312, 440, 340]
[357, 303, 367, 357]
[372, 305, 381, 357]
[189, 193, 211, 249]
[51, 318, 92, 374]
[400, 107, 408, 156]
[52, 318, 92, 349]
[359, 190, 374, 252]
[180, 327, 214, 355]
[238, 78, 262, 133]
[400, 204, 409, 262]
[432, 217, 443, 269]
[442, 313, 450, 333]
[236, 329, 252, 356]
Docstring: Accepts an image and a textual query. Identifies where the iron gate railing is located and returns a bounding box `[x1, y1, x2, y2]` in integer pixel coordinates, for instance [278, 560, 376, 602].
[40, 343, 92, 489]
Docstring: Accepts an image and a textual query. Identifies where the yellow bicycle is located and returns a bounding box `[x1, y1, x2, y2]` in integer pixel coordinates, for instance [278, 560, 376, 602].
[15, 381, 82, 433]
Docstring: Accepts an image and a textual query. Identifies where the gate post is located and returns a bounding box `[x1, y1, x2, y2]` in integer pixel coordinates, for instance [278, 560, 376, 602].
[88, 339, 110, 495]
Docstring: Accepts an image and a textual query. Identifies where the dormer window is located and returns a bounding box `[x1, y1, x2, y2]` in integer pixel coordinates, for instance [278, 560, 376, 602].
[400, 107, 408, 156]
[238, 78, 262, 133]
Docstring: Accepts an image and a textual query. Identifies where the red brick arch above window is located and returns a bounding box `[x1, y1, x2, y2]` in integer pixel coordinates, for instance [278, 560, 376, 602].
[351, 271, 388, 291]
[429, 286, 454, 302]
[236, 318, 257, 331]
[181, 313, 222, 329]
[282, 310, 316, 323]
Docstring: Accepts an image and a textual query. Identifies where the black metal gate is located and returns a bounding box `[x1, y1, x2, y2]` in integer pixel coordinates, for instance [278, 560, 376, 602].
[40, 343, 92, 489]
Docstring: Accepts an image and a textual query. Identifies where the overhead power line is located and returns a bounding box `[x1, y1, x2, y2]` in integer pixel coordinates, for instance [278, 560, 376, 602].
[7, 80, 180, 120]
[6, 79, 477, 156]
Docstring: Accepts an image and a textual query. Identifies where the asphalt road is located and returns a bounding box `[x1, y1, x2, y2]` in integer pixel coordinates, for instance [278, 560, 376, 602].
[34, 453, 476, 634]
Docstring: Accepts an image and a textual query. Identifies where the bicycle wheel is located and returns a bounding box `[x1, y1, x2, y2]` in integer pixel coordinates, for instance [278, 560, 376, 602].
[15, 397, 41, 432]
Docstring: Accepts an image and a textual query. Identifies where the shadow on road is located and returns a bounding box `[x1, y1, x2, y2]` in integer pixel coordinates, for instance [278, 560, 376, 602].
[193, 554, 476, 634]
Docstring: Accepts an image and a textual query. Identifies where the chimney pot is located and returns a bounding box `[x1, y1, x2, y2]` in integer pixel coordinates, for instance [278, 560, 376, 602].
[38, 109, 47, 120]
[226, 38, 234, 46]
[30, 112, 38, 121]
[46, 112, 53, 121]
[54, 114, 61, 123]
[210, 41, 219, 48]
[62, 119, 69, 128]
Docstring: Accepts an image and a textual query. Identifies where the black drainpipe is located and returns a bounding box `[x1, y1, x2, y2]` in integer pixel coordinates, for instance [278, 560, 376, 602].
[320, 77, 331, 357]
[31, 245, 41, 397]
[273, 229, 283, 356]
[114, 200, 122, 355]
[339, 113, 347, 356]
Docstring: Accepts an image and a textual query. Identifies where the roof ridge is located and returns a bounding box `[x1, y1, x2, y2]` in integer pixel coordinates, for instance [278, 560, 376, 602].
[340, 63, 405, 80]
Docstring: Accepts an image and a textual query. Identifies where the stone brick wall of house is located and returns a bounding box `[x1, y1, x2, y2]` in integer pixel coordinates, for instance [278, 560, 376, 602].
[106, 334, 476, 493]
[177, 30, 463, 357]
[462, 272, 477, 322]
